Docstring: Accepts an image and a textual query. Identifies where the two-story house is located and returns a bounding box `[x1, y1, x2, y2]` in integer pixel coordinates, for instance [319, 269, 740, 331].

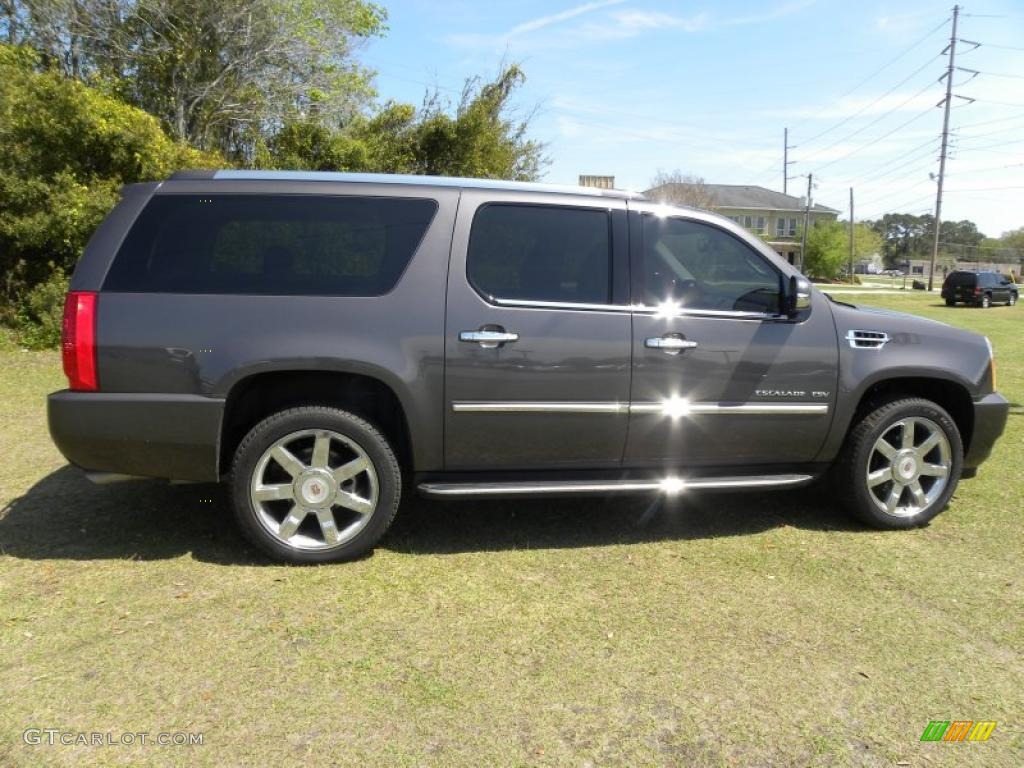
[643, 182, 840, 265]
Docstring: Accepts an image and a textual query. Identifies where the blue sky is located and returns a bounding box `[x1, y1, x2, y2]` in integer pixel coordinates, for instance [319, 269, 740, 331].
[363, 0, 1024, 237]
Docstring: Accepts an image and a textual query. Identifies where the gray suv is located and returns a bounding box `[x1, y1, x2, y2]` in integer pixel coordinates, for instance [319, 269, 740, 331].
[49, 171, 1010, 563]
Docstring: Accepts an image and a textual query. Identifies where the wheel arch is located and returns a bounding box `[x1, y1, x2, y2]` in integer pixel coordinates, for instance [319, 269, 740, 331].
[218, 369, 415, 477]
[850, 376, 974, 455]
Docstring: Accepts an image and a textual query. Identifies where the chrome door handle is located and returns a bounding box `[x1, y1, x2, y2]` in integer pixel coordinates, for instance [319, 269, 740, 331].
[645, 336, 698, 354]
[459, 330, 519, 348]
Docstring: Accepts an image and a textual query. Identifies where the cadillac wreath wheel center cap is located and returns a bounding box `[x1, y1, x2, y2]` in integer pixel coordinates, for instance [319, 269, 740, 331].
[298, 471, 334, 507]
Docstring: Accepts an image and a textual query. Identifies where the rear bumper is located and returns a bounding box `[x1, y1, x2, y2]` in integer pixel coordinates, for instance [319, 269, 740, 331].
[964, 392, 1009, 470]
[48, 391, 224, 482]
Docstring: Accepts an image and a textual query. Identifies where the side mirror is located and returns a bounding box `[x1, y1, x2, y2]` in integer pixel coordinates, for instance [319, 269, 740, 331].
[786, 275, 812, 317]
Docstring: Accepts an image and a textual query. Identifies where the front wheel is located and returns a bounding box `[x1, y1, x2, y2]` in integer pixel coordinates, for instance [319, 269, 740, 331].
[838, 397, 962, 529]
[230, 406, 402, 563]
[1009, 293, 1017, 306]
[944, 298, 955, 307]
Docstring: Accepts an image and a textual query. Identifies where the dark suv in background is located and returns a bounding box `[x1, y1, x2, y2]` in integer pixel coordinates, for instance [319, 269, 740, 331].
[942, 270, 1018, 308]
[49, 171, 1010, 563]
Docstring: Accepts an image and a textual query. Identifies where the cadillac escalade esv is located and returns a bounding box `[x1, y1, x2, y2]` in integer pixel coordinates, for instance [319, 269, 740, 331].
[49, 171, 1010, 563]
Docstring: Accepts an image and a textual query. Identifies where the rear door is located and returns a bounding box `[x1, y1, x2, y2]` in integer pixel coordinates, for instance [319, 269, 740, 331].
[625, 206, 838, 468]
[443, 190, 632, 470]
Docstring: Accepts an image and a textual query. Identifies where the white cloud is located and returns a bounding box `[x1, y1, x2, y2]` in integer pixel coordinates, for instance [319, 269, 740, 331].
[446, 0, 627, 48]
[507, 0, 628, 36]
[447, 0, 816, 50]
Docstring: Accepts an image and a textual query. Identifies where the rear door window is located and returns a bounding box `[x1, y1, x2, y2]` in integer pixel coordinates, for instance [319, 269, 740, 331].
[466, 204, 612, 305]
[103, 194, 437, 295]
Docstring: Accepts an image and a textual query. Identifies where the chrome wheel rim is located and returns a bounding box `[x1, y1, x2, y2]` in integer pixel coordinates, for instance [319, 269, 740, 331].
[250, 429, 379, 550]
[866, 417, 951, 517]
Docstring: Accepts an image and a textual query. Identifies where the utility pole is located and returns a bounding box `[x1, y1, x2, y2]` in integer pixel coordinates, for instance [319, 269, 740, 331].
[799, 173, 813, 273]
[783, 128, 793, 194]
[849, 187, 855, 283]
[929, 5, 960, 292]
[783, 128, 789, 194]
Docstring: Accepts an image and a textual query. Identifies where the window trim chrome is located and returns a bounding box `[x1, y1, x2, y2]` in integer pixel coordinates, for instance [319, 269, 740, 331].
[490, 296, 784, 320]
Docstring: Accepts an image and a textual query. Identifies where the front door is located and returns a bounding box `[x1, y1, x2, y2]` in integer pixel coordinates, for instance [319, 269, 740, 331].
[625, 208, 839, 468]
[444, 190, 632, 470]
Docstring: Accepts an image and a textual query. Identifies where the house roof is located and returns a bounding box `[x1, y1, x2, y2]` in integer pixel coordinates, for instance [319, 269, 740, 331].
[645, 183, 839, 214]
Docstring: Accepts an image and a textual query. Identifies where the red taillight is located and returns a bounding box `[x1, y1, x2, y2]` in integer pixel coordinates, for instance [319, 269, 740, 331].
[974, 287, 982, 295]
[62, 291, 98, 391]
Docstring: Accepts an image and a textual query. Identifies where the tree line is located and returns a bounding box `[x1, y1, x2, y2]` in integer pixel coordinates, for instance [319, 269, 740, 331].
[1, 0, 546, 346]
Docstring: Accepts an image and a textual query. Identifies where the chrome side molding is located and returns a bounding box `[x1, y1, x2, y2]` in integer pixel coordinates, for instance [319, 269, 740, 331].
[452, 401, 828, 415]
[418, 473, 814, 498]
[452, 401, 628, 413]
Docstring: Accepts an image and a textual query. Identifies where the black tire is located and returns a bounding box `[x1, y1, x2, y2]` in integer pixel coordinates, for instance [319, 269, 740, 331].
[944, 298, 955, 307]
[980, 293, 991, 308]
[837, 397, 963, 530]
[230, 406, 402, 564]
[1009, 292, 1017, 307]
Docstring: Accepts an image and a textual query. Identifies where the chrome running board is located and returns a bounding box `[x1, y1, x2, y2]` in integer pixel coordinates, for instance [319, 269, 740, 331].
[418, 474, 813, 498]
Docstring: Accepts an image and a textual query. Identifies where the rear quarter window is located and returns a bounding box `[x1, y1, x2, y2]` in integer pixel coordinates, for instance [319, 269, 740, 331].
[103, 194, 437, 295]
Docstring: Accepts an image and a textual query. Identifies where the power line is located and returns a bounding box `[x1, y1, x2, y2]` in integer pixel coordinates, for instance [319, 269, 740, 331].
[974, 42, 1024, 52]
[860, 178, 935, 207]
[946, 184, 1024, 192]
[795, 55, 944, 159]
[843, 137, 938, 182]
[788, 18, 949, 146]
[955, 121, 1024, 139]
[810, 99, 938, 174]
[957, 113, 1024, 129]
[851, 145, 937, 187]
[955, 137, 1024, 151]
[969, 68, 1024, 80]
[951, 161, 1024, 173]
[968, 97, 1024, 108]
[859, 194, 935, 216]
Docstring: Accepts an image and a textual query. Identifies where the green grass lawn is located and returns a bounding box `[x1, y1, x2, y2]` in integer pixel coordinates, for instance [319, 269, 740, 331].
[1, 295, 1021, 767]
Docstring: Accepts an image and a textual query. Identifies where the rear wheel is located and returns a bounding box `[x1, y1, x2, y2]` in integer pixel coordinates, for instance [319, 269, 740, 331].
[944, 298, 955, 307]
[980, 293, 991, 308]
[230, 406, 401, 563]
[838, 397, 962, 529]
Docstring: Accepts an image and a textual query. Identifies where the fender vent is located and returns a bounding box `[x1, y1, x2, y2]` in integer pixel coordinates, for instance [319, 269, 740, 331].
[846, 329, 890, 349]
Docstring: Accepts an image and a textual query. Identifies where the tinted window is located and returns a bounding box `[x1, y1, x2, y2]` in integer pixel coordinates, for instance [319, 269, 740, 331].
[641, 216, 781, 313]
[467, 204, 611, 304]
[946, 272, 977, 287]
[104, 195, 437, 295]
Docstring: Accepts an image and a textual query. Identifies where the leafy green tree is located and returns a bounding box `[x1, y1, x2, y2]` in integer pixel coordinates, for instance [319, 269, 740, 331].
[803, 220, 847, 280]
[260, 65, 548, 181]
[4, 0, 386, 158]
[852, 222, 883, 262]
[0, 43, 218, 313]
